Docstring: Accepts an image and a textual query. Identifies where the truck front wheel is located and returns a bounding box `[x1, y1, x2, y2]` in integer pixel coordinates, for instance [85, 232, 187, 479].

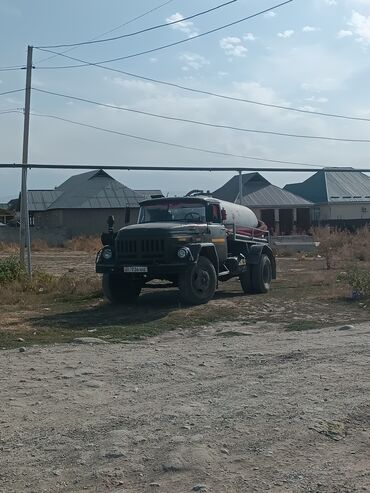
[179, 256, 217, 305]
[102, 272, 142, 304]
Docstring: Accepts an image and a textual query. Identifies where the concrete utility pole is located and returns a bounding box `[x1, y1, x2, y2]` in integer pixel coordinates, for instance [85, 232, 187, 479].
[238, 170, 243, 205]
[20, 45, 33, 277]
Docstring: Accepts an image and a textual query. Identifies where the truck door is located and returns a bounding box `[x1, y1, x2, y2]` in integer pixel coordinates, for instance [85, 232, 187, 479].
[207, 203, 227, 262]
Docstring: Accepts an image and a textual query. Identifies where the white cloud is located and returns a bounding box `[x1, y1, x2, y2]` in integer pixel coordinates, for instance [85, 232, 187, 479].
[243, 32, 256, 41]
[323, 0, 337, 5]
[179, 53, 210, 71]
[264, 11, 276, 18]
[301, 78, 338, 92]
[150, 57, 158, 63]
[220, 37, 248, 57]
[337, 29, 353, 38]
[166, 12, 197, 38]
[302, 26, 320, 32]
[306, 96, 329, 103]
[348, 11, 370, 45]
[277, 30, 295, 38]
[298, 105, 319, 112]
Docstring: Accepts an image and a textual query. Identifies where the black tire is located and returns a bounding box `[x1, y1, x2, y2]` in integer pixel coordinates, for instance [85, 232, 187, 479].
[178, 256, 217, 305]
[102, 272, 141, 304]
[239, 267, 253, 294]
[251, 254, 272, 294]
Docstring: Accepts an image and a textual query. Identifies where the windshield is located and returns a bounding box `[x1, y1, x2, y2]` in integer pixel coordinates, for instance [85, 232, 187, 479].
[139, 201, 206, 223]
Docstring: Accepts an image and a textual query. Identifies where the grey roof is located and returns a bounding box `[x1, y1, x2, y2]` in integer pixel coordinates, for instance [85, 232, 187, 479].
[284, 168, 370, 204]
[28, 190, 63, 211]
[213, 173, 312, 208]
[134, 190, 163, 199]
[27, 169, 145, 211]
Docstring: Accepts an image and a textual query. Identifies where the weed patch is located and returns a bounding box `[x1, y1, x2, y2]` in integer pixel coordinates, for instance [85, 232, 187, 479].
[0, 257, 25, 284]
[285, 320, 322, 332]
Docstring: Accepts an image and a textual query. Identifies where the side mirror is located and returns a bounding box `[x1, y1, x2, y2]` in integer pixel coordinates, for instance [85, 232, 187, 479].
[107, 215, 115, 232]
[221, 208, 227, 221]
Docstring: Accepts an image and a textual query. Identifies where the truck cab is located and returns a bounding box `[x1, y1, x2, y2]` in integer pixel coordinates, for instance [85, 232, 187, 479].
[96, 195, 276, 305]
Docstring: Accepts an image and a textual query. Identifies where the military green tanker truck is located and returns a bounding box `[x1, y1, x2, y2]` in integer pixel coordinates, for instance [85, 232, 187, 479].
[96, 193, 276, 305]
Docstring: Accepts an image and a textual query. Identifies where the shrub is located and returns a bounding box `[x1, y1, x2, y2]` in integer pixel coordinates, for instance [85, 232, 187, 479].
[337, 267, 370, 298]
[0, 256, 25, 284]
[313, 228, 350, 270]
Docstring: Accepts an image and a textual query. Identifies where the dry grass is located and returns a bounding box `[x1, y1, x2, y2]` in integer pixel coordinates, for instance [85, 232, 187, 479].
[313, 227, 370, 269]
[0, 269, 100, 306]
[31, 239, 52, 252]
[0, 236, 101, 254]
[0, 241, 18, 253]
[63, 236, 101, 252]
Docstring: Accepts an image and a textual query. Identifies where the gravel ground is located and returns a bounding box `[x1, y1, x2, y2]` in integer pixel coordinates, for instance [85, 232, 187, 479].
[1, 320, 369, 493]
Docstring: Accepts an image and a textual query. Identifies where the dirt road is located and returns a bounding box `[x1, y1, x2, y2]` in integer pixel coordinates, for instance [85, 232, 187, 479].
[1, 320, 369, 493]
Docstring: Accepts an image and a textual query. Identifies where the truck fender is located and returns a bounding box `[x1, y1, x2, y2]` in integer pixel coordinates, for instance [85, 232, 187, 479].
[247, 244, 276, 279]
[189, 243, 219, 275]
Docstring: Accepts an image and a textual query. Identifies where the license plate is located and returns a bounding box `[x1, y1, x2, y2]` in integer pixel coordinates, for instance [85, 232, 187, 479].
[124, 266, 148, 273]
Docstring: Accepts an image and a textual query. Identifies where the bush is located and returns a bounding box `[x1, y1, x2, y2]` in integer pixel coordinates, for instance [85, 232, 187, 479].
[0, 256, 25, 284]
[337, 267, 370, 298]
[312, 227, 370, 269]
[313, 228, 349, 270]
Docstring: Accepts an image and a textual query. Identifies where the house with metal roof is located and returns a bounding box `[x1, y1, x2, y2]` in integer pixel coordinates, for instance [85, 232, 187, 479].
[23, 169, 162, 236]
[213, 172, 313, 235]
[284, 168, 370, 229]
[0, 203, 15, 225]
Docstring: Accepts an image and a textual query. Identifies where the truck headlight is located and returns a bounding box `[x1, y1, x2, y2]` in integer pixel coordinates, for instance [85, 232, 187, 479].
[102, 248, 113, 260]
[177, 247, 190, 259]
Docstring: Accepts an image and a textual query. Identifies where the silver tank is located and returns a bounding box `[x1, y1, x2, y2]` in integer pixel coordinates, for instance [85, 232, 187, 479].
[217, 199, 259, 230]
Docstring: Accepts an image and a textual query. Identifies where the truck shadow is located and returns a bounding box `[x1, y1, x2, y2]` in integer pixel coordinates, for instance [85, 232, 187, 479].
[29, 288, 245, 332]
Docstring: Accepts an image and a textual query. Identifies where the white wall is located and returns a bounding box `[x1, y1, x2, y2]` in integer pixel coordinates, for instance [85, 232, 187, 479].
[319, 203, 370, 221]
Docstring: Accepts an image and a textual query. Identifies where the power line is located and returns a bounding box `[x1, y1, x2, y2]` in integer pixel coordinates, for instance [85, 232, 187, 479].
[36, 0, 294, 67]
[0, 109, 22, 115]
[33, 88, 370, 143]
[1, 163, 369, 172]
[35, 53, 370, 124]
[0, 88, 25, 97]
[29, 110, 324, 167]
[0, 66, 25, 72]
[36, 0, 177, 64]
[36, 0, 237, 49]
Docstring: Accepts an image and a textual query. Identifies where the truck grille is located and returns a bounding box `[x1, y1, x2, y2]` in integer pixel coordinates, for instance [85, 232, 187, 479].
[117, 238, 166, 262]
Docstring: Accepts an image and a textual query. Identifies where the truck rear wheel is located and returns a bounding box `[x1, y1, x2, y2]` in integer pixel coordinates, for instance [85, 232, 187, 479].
[239, 268, 253, 294]
[240, 254, 272, 294]
[102, 272, 142, 304]
[179, 256, 216, 305]
[251, 254, 272, 294]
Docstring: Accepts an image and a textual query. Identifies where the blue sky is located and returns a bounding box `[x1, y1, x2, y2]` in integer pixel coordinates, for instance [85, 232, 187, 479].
[1, 0, 370, 201]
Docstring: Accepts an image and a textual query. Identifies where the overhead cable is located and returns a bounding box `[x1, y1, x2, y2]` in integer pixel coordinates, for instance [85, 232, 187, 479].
[0, 88, 25, 97]
[0, 163, 368, 172]
[36, 0, 237, 49]
[30, 111, 323, 167]
[35, 0, 294, 66]
[33, 88, 370, 143]
[0, 66, 25, 72]
[36, 0, 176, 64]
[0, 109, 22, 115]
[35, 53, 370, 123]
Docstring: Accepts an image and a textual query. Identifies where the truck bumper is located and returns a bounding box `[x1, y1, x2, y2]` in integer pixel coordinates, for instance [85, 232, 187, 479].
[96, 262, 193, 276]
